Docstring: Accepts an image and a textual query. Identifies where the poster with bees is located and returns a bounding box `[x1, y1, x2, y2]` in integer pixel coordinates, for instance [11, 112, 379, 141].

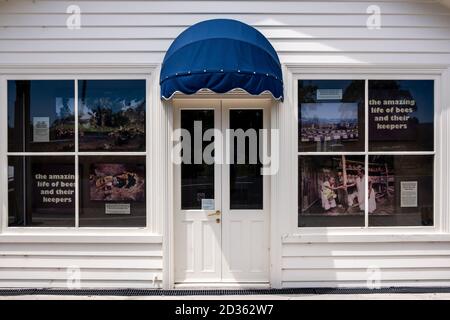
[89, 163, 145, 202]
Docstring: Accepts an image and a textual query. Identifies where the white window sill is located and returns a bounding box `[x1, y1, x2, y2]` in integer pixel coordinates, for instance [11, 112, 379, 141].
[0, 233, 163, 244]
[283, 232, 450, 243]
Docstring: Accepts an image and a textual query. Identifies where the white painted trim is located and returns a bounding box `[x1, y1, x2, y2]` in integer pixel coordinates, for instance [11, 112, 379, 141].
[174, 283, 270, 289]
[0, 64, 162, 238]
[162, 99, 174, 289]
[0, 75, 6, 236]
[166, 95, 277, 288]
[281, 63, 450, 242]
[0, 234, 162, 243]
[283, 233, 450, 243]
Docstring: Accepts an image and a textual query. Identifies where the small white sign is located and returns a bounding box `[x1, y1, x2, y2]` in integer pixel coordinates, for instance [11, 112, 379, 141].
[201, 199, 215, 210]
[33, 117, 50, 142]
[317, 89, 343, 100]
[400, 181, 418, 208]
[105, 203, 131, 214]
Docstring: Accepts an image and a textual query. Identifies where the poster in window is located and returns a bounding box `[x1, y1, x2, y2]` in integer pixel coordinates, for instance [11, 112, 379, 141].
[369, 80, 434, 151]
[298, 80, 365, 152]
[8, 156, 75, 227]
[368, 155, 433, 226]
[89, 163, 145, 202]
[298, 155, 365, 227]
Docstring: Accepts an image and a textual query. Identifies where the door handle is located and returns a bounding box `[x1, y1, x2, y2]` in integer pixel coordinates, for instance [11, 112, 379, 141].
[208, 210, 221, 217]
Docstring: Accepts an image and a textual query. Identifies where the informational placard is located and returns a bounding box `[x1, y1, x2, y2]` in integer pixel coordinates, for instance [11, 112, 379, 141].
[317, 89, 343, 100]
[400, 181, 418, 208]
[105, 203, 131, 215]
[201, 199, 215, 210]
[33, 117, 50, 142]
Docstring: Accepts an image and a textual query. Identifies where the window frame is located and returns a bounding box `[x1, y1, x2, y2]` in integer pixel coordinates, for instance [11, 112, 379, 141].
[292, 70, 443, 236]
[0, 73, 153, 234]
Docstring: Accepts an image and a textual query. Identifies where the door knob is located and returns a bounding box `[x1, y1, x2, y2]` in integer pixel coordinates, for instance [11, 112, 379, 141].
[208, 210, 221, 216]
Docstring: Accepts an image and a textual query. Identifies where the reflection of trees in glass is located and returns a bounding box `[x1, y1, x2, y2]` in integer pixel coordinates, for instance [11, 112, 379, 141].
[52, 97, 75, 142]
[79, 89, 146, 151]
[298, 85, 317, 103]
[342, 80, 364, 103]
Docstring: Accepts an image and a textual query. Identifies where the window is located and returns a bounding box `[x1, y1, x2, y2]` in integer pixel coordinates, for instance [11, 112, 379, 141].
[298, 79, 434, 228]
[7, 79, 147, 228]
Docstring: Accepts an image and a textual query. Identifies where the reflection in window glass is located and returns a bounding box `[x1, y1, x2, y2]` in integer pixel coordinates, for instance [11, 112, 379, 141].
[298, 80, 365, 152]
[78, 80, 146, 152]
[79, 156, 146, 227]
[368, 155, 433, 226]
[299, 155, 365, 227]
[180, 110, 215, 210]
[369, 80, 434, 151]
[230, 110, 263, 210]
[8, 156, 75, 227]
[8, 80, 75, 152]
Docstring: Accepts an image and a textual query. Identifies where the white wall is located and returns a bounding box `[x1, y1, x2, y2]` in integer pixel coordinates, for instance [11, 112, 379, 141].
[0, 0, 450, 65]
[0, 0, 450, 289]
[0, 240, 163, 288]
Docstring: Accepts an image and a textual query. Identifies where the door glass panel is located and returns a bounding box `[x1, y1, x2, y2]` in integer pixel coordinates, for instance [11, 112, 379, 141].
[229, 110, 263, 210]
[180, 110, 215, 210]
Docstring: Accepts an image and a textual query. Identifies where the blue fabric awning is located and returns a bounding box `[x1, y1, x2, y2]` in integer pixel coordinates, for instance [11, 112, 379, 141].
[160, 19, 283, 100]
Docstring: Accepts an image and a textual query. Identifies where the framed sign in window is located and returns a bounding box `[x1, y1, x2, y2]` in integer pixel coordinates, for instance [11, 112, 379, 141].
[298, 78, 435, 228]
[6, 79, 148, 228]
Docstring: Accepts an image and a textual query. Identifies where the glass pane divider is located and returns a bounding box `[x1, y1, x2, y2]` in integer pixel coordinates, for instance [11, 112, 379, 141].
[6, 153, 77, 156]
[366, 151, 435, 155]
[364, 79, 369, 154]
[364, 80, 369, 226]
[74, 79, 79, 228]
[298, 152, 366, 156]
[364, 153, 369, 228]
[77, 152, 148, 156]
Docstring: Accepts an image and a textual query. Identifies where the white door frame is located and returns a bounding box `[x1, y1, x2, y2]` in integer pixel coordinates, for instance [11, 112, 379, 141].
[165, 94, 277, 288]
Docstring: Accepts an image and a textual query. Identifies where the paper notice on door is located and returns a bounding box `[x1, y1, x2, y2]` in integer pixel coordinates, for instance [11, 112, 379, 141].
[105, 203, 131, 214]
[201, 199, 215, 210]
[400, 181, 418, 208]
[33, 117, 50, 142]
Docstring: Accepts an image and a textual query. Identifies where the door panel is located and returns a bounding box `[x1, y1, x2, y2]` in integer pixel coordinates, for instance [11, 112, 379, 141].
[221, 101, 270, 282]
[174, 99, 270, 284]
[174, 101, 222, 282]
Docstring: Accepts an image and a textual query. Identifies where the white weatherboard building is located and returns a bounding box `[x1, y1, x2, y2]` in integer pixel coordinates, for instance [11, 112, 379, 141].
[0, 0, 450, 290]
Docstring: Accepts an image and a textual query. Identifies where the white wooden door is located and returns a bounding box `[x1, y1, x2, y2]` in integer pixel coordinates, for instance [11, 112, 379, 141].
[174, 99, 270, 283]
[221, 100, 270, 282]
[174, 100, 222, 283]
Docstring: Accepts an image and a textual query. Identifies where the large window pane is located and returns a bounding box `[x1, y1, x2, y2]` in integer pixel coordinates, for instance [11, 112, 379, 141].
[78, 80, 146, 152]
[368, 155, 433, 226]
[8, 80, 75, 152]
[369, 80, 434, 151]
[298, 80, 365, 152]
[299, 155, 365, 227]
[180, 110, 215, 210]
[79, 156, 146, 227]
[229, 109, 263, 210]
[8, 156, 75, 227]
